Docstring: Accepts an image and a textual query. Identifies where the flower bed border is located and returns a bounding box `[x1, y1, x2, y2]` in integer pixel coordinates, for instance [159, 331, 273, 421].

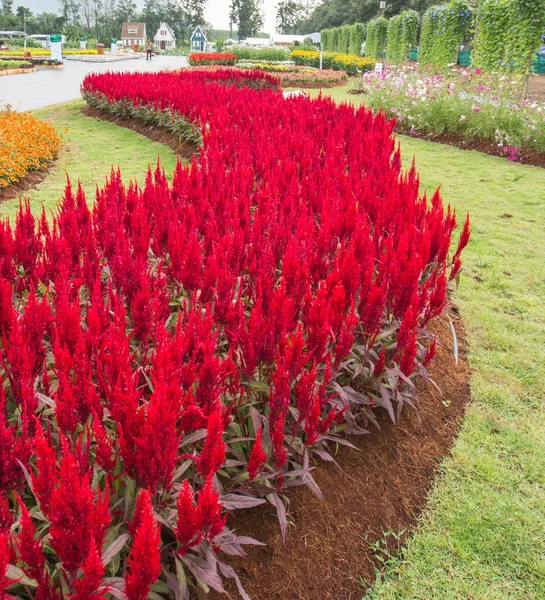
[0, 66, 36, 76]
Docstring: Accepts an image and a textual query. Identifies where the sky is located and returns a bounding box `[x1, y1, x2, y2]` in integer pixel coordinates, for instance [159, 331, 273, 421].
[21, 0, 279, 33]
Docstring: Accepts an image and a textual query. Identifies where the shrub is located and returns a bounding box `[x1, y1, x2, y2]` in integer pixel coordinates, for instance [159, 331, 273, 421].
[230, 47, 291, 61]
[387, 10, 420, 63]
[188, 52, 237, 66]
[349, 23, 367, 56]
[472, 0, 545, 74]
[358, 64, 545, 153]
[366, 17, 389, 60]
[0, 107, 60, 188]
[419, 1, 473, 67]
[0, 60, 32, 70]
[291, 50, 375, 75]
[0, 67, 470, 598]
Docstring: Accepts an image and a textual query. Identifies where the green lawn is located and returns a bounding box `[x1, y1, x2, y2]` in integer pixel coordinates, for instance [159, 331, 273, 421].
[0, 100, 177, 221]
[367, 124, 545, 599]
[6, 96, 545, 598]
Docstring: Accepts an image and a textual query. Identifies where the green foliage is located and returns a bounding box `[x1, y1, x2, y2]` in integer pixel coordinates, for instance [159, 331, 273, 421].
[349, 22, 366, 55]
[322, 22, 366, 55]
[338, 24, 351, 54]
[366, 17, 389, 60]
[230, 47, 291, 61]
[331, 27, 339, 52]
[419, 0, 472, 67]
[473, 0, 545, 74]
[0, 59, 32, 69]
[230, 0, 264, 40]
[291, 49, 375, 75]
[387, 10, 420, 63]
[321, 28, 332, 51]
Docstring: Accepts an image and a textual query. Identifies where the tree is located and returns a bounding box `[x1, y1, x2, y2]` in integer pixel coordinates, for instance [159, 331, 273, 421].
[276, 0, 305, 34]
[1, 0, 13, 15]
[142, 0, 164, 40]
[230, 0, 263, 40]
[59, 0, 80, 26]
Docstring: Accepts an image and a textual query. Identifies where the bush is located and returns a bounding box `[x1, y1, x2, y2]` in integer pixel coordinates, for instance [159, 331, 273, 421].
[419, 1, 473, 67]
[0, 107, 60, 188]
[349, 23, 367, 56]
[358, 64, 545, 154]
[291, 49, 376, 76]
[0, 66, 470, 598]
[237, 63, 348, 87]
[472, 0, 545, 74]
[0, 59, 32, 70]
[5, 37, 43, 48]
[230, 47, 291, 61]
[189, 52, 237, 66]
[387, 10, 420, 63]
[366, 17, 389, 60]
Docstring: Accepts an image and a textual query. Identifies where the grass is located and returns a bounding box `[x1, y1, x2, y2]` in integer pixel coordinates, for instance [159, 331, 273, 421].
[365, 118, 545, 599]
[0, 100, 177, 222]
[5, 94, 545, 598]
[289, 82, 545, 598]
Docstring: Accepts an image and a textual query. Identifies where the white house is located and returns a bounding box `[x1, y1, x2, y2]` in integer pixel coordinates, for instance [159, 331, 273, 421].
[121, 22, 146, 48]
[154, 22, 176, 51]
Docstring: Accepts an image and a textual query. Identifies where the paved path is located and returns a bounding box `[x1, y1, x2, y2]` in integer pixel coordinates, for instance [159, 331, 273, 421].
[0, 55, 188, 111]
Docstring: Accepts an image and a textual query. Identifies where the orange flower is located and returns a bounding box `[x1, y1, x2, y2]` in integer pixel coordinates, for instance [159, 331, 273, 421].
[0, 108, 61, 189]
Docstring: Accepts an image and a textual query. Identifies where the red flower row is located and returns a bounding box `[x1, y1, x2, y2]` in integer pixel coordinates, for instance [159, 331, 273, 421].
[0, 69, 469, 598]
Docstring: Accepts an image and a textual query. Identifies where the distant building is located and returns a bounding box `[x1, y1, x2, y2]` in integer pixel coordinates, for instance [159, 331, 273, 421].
[121, 22, 146, 48]
[305, 32, 321, 45]
[271, 34, 307, 46]
[154, 22, 176, 51]
[241, 37, 272, 46]
[190, 25, 207, 52]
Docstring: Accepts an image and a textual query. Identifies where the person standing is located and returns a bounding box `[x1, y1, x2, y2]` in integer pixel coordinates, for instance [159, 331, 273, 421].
[146, 39, 153, 61]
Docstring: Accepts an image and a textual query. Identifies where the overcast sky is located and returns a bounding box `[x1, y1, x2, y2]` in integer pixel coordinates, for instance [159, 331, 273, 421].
[20, 0, 279, 32]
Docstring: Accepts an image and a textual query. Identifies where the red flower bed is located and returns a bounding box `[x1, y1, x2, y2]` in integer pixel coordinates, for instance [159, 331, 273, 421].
[0, 68, 469, 598]
[189, 52, 237, 66]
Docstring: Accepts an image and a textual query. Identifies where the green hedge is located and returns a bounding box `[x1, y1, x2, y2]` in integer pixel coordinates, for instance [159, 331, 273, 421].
[473, 0, 545, 73]
[0, 60, 33, 70]
[321, 23, 366, 55]
[230, 47, 291, 61]
[419, 1, 472, 67]
[366, 17, 389, 60]
[387, 10, 419, 63]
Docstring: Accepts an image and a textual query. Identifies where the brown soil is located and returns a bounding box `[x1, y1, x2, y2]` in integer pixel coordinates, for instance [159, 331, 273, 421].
[0, 167, 53, 203]
[81, 105, 196, 158]
[212, 307, 470, 600]
[404, 129, 545, 169]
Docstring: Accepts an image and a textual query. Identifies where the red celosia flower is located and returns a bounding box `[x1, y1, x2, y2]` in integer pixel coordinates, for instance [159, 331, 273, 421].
[247, 427, 267, 481]
[47, 449, 111, 574]
[197, 409, 226, 479]
[70, 538, 108, 600]
[124, 490, 161, 600]
[195, 477, 226, 544]
[175, 480, 201, 554]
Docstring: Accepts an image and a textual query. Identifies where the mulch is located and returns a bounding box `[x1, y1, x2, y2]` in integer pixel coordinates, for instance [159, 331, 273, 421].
[81, 105, 196, 158]
[403, 129, 545, 169]
[211, 307, 470, 600]
[0, 168, 53, 204]
[1, 105, 473, 599]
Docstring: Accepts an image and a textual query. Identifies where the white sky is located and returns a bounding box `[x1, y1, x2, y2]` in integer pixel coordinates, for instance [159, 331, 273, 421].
[22, 0, 279, 33]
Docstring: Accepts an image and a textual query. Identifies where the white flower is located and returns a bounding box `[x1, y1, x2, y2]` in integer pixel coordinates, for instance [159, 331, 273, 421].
[460, 115, 466, 121]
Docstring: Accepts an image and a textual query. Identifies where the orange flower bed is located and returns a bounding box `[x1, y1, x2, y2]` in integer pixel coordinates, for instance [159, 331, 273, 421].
[0, 108, 61, 188]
